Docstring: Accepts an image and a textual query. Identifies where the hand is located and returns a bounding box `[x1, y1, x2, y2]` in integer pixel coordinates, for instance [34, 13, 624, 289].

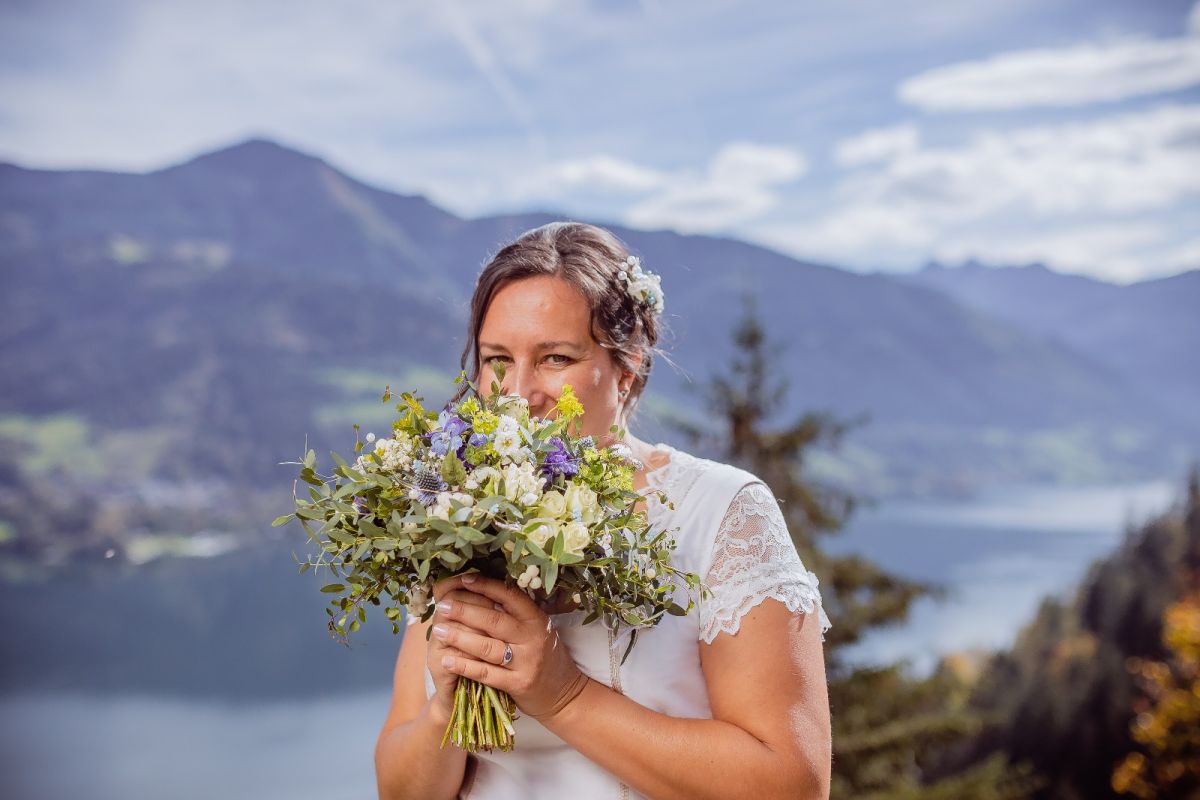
[425, 582, 501, 723]
[430, 573, 591, 721]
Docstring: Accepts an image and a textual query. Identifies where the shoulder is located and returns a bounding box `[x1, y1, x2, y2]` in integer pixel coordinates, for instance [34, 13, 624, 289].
[658, 444, 764, 501]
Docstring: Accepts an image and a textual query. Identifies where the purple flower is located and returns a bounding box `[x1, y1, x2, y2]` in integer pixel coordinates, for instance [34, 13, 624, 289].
[430, 407, 469, 457]
[541, 436, 580, 480]
[413, 468, 447, 506]
[468, 432, 488, 448]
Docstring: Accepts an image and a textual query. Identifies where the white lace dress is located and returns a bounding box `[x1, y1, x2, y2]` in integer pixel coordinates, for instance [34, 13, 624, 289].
[414, 442, 833, 799]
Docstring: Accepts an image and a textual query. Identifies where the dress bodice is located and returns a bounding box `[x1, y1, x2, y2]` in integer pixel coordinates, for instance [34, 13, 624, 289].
[414, 442, 832, 799]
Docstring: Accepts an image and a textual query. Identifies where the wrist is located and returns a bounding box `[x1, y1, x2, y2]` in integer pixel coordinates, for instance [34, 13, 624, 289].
[532, 671, 593, 726]
[426, 693, 454, 730]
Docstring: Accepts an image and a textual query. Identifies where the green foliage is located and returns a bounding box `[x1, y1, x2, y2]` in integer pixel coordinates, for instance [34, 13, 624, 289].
[692, 294, 1042, 798]
[278, 371, 709, 652]
[943, 464, 1200, 799]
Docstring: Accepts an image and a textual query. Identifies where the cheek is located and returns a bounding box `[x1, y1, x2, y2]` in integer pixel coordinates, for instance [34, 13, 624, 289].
[573, 365, 617, 414]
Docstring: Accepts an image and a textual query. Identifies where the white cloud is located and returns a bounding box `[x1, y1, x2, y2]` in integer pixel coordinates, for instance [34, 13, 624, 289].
[625, 142, 808, 232]
[707, 142, 808, 185]
[834, 124, 920, 166]
[538, 155, 667, 193]
[934, 222, 1170, 283]
[748, 103, 1200, 280]
[899, 10, 1200, 111]
[847, 104, 1200, 220]
[501, 142, 808, 233]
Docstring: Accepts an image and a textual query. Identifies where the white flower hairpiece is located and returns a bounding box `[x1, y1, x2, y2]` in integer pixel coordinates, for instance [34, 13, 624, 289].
[616, 255, 665, 315]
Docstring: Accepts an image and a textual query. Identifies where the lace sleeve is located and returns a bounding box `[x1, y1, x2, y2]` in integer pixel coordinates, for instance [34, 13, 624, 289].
[698, 482, 832, 645]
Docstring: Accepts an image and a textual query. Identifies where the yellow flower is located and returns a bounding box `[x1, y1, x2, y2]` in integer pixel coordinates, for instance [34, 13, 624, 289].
[473, 410, 499, 435]
[556, 384, 585, 420]
[458, 397, 481, 418]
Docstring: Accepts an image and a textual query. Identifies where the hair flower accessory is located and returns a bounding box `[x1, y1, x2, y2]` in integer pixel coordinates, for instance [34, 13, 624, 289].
[617, 255, 665, 315]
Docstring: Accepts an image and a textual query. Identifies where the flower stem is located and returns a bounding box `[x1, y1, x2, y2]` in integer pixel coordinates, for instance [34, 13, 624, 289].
[439, 678, 519, 752]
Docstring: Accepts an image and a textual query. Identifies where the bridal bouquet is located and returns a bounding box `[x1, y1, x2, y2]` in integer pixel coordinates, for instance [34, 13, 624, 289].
[274, 365, 706, 753]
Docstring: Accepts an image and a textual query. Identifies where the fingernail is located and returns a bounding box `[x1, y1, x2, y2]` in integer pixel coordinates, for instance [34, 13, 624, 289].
[442, 655, 455, 669]
[432, 624, 449, 640]
[463, 573, 478, 584]
[437, 599, 453, 614]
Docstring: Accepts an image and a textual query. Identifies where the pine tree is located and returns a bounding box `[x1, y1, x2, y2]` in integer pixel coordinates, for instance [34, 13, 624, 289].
[682, 295, 1042, 798]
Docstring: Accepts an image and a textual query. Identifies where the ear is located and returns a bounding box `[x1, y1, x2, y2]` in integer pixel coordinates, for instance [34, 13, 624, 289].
[619, 351, 644, 395]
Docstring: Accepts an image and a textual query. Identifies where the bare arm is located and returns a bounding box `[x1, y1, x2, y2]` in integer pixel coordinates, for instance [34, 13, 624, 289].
[375, 586, 503, 800]
[539, 597, 832, 800]
[374, 618, 468, 800]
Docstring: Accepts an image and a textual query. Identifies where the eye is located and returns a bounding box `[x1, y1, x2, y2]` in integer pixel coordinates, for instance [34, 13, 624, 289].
[484, 355, 511, 366]
[544, 354, 573, 365]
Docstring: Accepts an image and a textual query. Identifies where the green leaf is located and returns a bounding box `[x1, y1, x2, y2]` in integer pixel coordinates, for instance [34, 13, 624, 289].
[299, 468, 323, 487]
[457, 526, 487, 543]
[545, 561, 559, 593]
[331, 451, 349, 470]
[620, 629, 638, 666]
[427, 518, 457, 537]
[271, 514, 292, 527]
[320, 583, 345, 593]
[304, 448, 316, 469]
[440, 454, 467, 487]
[551, 530, 564, 561]
[327, 529, 355, 545]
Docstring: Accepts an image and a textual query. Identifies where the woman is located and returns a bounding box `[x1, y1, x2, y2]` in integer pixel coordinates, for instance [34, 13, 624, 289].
[374, 221, 833, 800]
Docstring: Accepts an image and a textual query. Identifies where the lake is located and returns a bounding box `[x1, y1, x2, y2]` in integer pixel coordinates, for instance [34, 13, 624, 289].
[0, 476, 1182, 798]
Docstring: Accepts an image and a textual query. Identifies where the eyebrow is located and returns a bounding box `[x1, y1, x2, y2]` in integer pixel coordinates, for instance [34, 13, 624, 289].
[478, 340, 584, 352]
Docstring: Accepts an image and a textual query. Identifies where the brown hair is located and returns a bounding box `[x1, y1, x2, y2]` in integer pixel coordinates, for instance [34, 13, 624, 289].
[452, 221, 662, 425]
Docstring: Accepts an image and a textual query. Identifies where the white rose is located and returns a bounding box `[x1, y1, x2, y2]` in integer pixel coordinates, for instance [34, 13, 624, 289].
[564, 483, 600, 525]
[562, 520, 590, 557]
[538, 490, 567, 519]
[526, 519, 558, 548]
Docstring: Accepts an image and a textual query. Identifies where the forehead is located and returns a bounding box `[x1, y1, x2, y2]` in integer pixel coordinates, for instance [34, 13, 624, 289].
[479, 274, 592, 345]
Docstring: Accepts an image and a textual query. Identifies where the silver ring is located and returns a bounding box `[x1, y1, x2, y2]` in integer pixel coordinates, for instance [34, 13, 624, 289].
[501, 643, 514, 666]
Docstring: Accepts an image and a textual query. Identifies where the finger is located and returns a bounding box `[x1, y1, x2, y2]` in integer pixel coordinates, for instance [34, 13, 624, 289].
[440, 573, 542, 621]
[443, 588, 494, 609]
[437, 594, 521, 641]
[442, 653, 515, 693]
[433, 621, 511, 666]
[433, 577, 494, 604]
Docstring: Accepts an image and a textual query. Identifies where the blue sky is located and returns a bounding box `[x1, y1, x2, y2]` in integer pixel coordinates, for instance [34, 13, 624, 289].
[1, 0, 1198, 282]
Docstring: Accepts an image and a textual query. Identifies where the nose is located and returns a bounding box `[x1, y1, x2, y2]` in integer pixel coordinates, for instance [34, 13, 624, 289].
[501, 360, 551, 415]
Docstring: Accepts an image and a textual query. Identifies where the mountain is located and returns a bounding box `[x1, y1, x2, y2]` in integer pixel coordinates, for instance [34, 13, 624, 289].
[894, 260, 1200, 430]
[0, 136, 1196, 567]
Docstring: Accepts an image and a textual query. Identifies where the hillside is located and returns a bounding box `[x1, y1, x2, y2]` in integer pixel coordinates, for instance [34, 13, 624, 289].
[0, 136, 1195, 566]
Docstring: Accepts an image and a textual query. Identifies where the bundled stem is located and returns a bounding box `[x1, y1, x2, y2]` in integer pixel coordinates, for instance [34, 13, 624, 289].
[439, 678, 519, 752]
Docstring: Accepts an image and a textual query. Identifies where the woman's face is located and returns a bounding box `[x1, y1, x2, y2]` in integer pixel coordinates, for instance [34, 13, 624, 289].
[476, 274, 634, 444]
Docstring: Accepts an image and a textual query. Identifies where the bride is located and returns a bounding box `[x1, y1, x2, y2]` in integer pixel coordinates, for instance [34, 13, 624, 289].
[374, 221, 833, 799]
